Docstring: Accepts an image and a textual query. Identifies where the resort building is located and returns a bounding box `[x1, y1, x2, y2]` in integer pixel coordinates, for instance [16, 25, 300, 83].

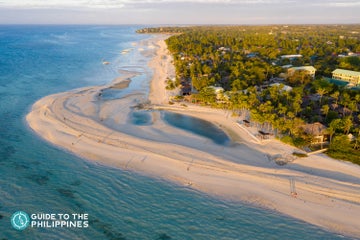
[287, 66, 316, 79]
[332, 69, 360, 86]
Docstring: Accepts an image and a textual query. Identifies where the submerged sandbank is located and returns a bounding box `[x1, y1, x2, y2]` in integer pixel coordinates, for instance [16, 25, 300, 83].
[26, 35, 360, 238]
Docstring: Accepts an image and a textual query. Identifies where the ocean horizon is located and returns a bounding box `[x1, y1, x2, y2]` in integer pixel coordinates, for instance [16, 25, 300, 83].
[0, 25, 352, 239]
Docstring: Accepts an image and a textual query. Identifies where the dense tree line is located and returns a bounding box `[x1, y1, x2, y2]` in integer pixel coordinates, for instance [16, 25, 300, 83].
[138, 25, 360, 164]
[157, 25, 360, 90]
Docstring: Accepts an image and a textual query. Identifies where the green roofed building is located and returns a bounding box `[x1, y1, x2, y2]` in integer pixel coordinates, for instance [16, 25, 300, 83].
[332, 69, 360, 86]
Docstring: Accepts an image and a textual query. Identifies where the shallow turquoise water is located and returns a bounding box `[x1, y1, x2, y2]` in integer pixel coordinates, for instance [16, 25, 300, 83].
[0, 25, 353, 239]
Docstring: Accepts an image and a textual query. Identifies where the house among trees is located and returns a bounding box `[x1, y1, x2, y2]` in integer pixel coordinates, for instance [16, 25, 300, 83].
[209, 86, 224, 94]
[280, 54, 303, 60]
[332, 69, 360, 86]
[269, 83, 293, 92]
[301, 122, 329, 144]
[209, 86, 227, 100]
[288, 66, 316, 79]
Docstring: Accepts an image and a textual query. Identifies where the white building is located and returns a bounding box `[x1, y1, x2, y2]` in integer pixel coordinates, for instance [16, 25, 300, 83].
[270, 83, 293, 92]
[288, 66, 316, 79]
[332, 69, 360, 86]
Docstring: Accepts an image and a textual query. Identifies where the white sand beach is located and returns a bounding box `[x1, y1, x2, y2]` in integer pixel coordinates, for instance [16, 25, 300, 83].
[26, 35, 360, 238]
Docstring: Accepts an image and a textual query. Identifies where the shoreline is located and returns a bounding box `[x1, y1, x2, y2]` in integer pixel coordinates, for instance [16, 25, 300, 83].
[26, 34, 360, 238]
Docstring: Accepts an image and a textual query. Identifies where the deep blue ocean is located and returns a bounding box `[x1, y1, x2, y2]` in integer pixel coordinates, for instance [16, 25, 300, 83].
[0, 25, 352, 239]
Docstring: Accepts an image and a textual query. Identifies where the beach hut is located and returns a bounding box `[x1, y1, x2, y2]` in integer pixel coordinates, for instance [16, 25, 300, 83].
[301, 122, 329, 143]
[258, 131, 272, 140]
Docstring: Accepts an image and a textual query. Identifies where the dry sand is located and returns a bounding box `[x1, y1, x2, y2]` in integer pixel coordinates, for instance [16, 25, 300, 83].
[26, 35, 360, 238]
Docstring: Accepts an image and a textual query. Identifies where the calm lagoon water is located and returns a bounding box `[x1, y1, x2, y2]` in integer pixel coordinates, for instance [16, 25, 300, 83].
[0, 25, 352, 239]
[131, 111, 153, 126]
[162, 111, 230, 145]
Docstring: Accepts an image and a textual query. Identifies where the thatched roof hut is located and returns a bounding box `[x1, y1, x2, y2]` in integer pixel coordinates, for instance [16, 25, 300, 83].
[301, 122, 328, 143]
[302, 122, 327, 136]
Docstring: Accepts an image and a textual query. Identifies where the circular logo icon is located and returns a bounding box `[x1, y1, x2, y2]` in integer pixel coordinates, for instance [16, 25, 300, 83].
[11, 211, 30, 231]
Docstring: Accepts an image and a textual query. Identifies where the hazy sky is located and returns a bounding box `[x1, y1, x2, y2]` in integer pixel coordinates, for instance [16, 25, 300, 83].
[0, 0, 359, 24]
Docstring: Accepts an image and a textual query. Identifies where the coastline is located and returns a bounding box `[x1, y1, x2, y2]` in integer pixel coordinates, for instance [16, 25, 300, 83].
[26, 34, 360, 238]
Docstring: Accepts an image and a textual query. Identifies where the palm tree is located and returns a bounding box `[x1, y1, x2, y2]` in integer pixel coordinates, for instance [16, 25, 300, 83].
[327, 126, 336, 143]
[354, 128, 360, 150]
[342, 117, 353, 135]
[316, 87, 328, 105]
[330, 91, 340, 105]
[340, 93, 351, 114]
[321, 105, 330, 117]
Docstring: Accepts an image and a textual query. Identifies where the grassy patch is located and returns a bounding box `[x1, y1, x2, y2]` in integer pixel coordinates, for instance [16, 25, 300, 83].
[326, 149, 360, 166]
[280, 136, 294, 146]
[292, 152, 308, 158]
[327, 134, 360, 166]
[280, 136, 308, 148]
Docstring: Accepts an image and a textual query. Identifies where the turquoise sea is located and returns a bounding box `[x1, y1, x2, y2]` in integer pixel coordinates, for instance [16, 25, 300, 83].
[0, 25, 353, 239]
